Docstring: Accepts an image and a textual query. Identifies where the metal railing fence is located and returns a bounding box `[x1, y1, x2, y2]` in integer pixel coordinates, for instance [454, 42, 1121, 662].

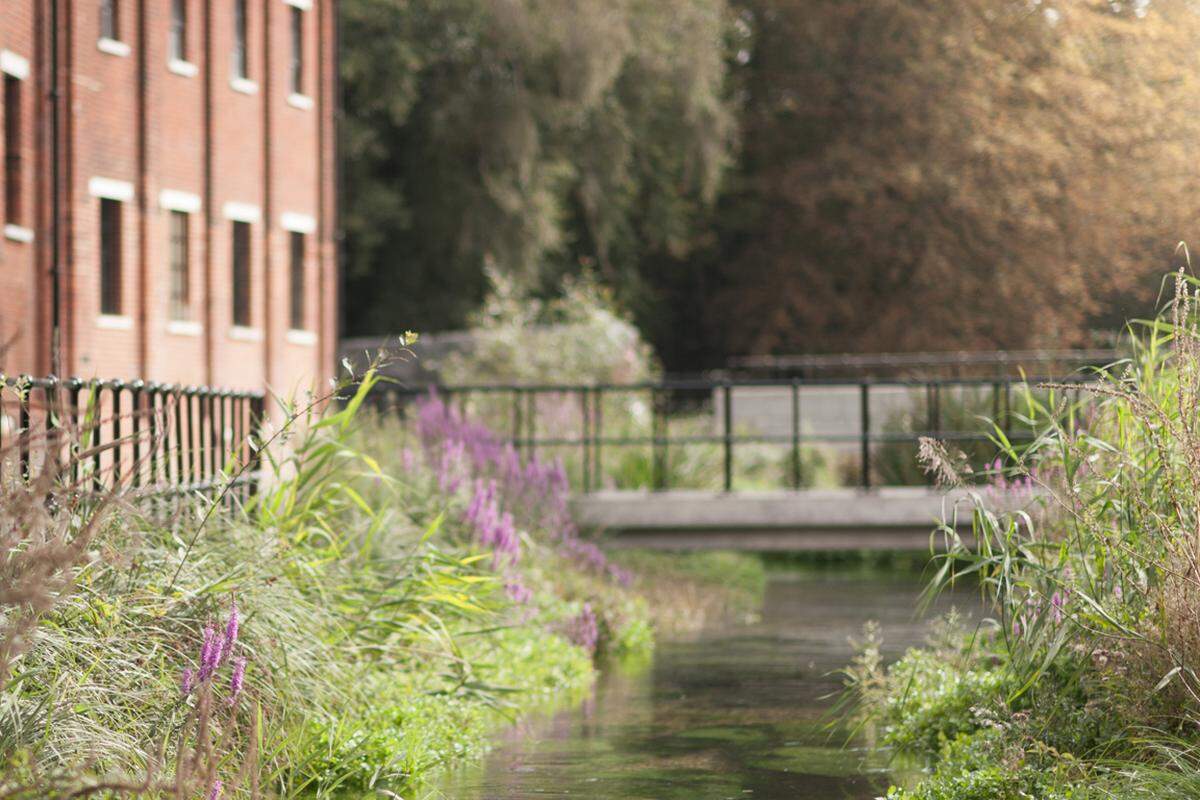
[0, 375, 265, 499]
[368, 377, 1092, 492]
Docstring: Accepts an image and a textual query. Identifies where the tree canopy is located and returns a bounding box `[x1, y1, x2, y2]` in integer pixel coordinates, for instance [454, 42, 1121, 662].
[702, 0, 1200, 358]
[341, 0, 733, 335]
[342, 0, 1200, 370]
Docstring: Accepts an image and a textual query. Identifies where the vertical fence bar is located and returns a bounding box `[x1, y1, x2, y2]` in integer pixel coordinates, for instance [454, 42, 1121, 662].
[511, 388, 521, 454]
[860, 382, 871, 490]
[593, 387, 604, 490]
[580, 387, 590, 492]
[722, 382, 733, 492]
[791, 379, 801, 490]
[131, 381, 144, 489]
[148, 385, 160, 488]
[175, 388, 187, 488]
[249, 393, 264, 495]
[651, 387, 666, 491]
[17, 377, 30, 480]
[69, 379, 83, 487]
[209, 391, 220, 486]
[91, 382, 102, 493]
[526, 389, 536, 461]
[113, 381, 125, 487]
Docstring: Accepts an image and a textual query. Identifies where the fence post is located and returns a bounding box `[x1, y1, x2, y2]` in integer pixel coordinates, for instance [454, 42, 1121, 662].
[860, 382, 871, 490]
[249, 392, 265, 495]
[594, 387, 604, 490]
[526, 390, 536, 461]
[511, 388, 521, 454]
[17, 375, 30, 481]
[580, 387, 590, 492]
[791, 379, 801, 490]
[723, 382, 733, 493]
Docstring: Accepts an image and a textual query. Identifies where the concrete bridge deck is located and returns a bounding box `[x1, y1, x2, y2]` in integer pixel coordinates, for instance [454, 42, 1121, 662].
[572, 488, 1002, 551]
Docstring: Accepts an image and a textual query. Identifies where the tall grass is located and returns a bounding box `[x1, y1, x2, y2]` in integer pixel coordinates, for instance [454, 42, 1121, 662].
[0, 363, 658, 798]
[846, 270, 1200, 797]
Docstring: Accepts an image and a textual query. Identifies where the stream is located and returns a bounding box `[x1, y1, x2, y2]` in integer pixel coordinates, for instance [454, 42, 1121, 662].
[438, 569, 969, 799]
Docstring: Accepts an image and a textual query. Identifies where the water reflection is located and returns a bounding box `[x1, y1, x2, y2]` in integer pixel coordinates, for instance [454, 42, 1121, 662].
[436, 570, 970, 799]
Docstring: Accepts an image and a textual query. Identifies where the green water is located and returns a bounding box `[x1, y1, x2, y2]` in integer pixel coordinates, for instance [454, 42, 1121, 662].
[437, 571, 967, 799]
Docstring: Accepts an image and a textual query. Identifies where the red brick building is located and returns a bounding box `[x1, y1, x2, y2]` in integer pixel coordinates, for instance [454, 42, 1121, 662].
[0, 0, 337, 395]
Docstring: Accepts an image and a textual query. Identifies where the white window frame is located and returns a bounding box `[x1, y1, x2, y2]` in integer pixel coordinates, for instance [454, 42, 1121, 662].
[223, 201, 261, 223]
[3, 53, 33, 242]
[0, 51, 30, 80]
[160, 189, 202, 213]
[280, 211, 316, 234]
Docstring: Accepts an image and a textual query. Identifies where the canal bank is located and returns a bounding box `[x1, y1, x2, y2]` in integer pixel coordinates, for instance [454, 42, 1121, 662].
[437, 569, 969, 799]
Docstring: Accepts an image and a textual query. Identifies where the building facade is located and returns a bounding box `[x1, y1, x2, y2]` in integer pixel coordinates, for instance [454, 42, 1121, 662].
[0, 0, 337, 395]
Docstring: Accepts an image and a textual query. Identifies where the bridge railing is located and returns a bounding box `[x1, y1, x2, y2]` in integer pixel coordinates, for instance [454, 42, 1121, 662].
[367, 377, 1093, 492]
[0, 375, 265, 500]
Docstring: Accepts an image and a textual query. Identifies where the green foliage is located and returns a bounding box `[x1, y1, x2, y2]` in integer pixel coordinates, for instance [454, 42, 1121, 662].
[301, 627, 591, 791]
[881, 649, 1014, 755]
[341, 0, 734, 337]
[435, 267, 658, 386]
[883, 729, 1079, 800]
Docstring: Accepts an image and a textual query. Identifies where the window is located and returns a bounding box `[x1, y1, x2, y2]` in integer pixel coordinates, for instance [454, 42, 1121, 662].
[100, 0, 119, 41]
[168, 211, 190, 320]
[169, 0, 187, 62]
[100, 199, 122, 315]
[289, 7, 304, 95]
[4, 76, 21, 225]
[289, 232, 305, 330]
[231, 221, 251, 326]
[232, 0, 248, 80]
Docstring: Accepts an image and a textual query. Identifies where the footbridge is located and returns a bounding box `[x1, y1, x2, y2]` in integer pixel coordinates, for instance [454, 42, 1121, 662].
[369, 374, 1071, 550]
[571, 488, 987, 551]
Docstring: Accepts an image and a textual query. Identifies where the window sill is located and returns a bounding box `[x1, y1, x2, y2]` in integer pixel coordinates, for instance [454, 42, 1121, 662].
[286, 329, 317, 346]
[228, 325, 263, 342]
[98, 38, 131, 58]
[97, 314, 133, 330]
[167, 320, 202, 337]
[4, 224, 33, 243]
[230, 77, 258, 95]
[168, 59, 198, 77]
[287, 93, 313, 110]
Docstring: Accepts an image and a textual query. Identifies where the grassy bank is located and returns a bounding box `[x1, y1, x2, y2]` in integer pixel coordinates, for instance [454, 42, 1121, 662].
[845, 274, 1200, 799]
[0, 373, 761, 799]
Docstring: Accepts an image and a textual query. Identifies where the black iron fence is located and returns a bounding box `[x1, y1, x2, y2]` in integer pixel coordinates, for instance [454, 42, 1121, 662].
[0, 375, 265, 499]
[724, 348, 1120, 380]
[369, 377, 1092, 492]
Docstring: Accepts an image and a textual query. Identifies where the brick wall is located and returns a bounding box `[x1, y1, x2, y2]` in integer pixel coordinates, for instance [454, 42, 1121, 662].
[0, 0, 336, 396]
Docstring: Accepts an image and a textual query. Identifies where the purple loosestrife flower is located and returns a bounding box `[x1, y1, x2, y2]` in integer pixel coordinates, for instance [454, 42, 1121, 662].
[222, 600, 239, 663]
[199, 624, 222, 682]
[566, 604, 599, 654]
[1051, 590, 1068, 624]
[207, 779, 223, 800]
[505, 580, 533, 604]
[229, 656, 247, 706]
[181, 667, 195, 696]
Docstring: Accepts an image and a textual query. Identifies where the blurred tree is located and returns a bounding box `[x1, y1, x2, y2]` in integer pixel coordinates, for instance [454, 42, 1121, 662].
[340, 0, 734, 335]
[701, 0, 1200, 359]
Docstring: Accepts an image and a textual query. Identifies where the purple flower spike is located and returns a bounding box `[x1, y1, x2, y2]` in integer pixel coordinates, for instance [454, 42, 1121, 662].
[181, 667, 195, 696]
[207, 779, 223, 800]
[199, 625, 222, 682]
[566, 603, 599, 653]
[505, 580, 533, 604]
[222, 600, 239, 662]
[1051, 590, 1067, 624]
[229, 656, 247, 706]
